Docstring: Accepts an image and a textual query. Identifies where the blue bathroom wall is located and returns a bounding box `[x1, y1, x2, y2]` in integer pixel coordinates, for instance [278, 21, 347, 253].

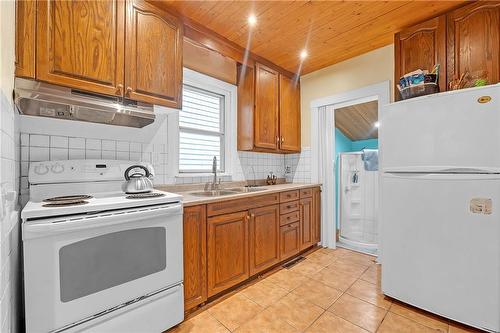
[335, 129, 378, 228]
[352, 138, 379, 151]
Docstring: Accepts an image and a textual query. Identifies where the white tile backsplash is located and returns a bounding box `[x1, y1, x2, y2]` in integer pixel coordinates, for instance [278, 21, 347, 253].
[68, 137, 85, 149]
[50, 136, 68, 148]
[85, 138, 101, 150]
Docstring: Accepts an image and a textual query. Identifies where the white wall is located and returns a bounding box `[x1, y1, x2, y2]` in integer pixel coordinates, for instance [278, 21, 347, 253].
[300, 45, 394, 146]
[0, 1, 21, 332]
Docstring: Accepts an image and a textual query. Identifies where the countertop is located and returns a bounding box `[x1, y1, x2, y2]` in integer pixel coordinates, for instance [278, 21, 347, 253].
[155, 183, 321, 207]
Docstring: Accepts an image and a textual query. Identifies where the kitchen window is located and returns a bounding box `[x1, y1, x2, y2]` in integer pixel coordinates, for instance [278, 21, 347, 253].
[179, 85, 225, 173]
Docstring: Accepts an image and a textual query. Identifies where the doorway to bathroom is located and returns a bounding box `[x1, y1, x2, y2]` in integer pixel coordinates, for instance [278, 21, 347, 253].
[335, 100, 379, 255]
[309, 81, 388, 260]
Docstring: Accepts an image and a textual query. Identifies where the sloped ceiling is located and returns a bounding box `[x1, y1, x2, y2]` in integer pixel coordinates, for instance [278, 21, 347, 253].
[335, 100, 378, 141]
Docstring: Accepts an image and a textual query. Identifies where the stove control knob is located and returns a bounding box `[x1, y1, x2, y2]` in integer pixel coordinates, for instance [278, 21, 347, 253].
[34, 164, 49, 175]
[51, 163, 64, 174]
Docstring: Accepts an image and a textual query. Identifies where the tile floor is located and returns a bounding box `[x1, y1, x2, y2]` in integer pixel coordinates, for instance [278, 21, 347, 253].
[168, 247, 483, 333]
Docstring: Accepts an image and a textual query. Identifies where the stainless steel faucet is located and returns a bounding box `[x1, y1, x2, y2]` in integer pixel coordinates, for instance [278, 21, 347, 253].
[212, 156, 218, 187]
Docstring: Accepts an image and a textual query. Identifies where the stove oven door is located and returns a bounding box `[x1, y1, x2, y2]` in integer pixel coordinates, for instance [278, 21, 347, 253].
[22, 203, 183, 333]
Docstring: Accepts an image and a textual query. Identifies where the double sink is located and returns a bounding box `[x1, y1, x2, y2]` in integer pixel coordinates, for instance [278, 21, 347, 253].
[190, 186, 267, 197]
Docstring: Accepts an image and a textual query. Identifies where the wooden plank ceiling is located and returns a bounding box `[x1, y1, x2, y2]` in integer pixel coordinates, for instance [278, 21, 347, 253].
[335, 100, 378, 141]
[160, 1, 465, 75]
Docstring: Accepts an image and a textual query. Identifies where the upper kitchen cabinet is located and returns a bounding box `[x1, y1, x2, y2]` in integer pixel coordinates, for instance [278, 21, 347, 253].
[279, 74, 301, 152]
[125, 0, 183, 108]
[15, 0, 36, 78]
[446, 2, 500, 88]
[36, 0, 125, 97]
[22, 0, 183, 108]
[237, 62, 301, 154]
[394, 15, 446, 99]
[254, 63, 280, 150]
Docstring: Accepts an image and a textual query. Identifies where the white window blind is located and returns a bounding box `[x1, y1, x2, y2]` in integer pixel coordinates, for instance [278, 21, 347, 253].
[179, 85, 225, 173]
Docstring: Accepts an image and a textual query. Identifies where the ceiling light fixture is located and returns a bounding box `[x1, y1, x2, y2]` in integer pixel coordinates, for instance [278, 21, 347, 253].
[248, 14, 257, 26]
[374, 121, 380, 128]
[300, 49, 308, 60]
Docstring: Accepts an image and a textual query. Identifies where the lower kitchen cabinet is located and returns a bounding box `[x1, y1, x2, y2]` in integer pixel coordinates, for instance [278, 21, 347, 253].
[207, 211, 249, 297]
[183, 205, 207, 311]
[313, 187, 321, 243]
[280, 222, 300, 260]
[248, 205, 280, 275]
[299, 197, 314, 250]
[184, 186, 321, 309]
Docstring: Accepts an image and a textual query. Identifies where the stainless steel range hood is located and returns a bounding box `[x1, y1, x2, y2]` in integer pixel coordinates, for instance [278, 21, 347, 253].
[14, 78, 155, 128]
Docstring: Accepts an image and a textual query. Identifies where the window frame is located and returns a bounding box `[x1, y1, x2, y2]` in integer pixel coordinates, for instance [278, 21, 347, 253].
[166, 68, 237, 179]
[179, 84, 226, 173]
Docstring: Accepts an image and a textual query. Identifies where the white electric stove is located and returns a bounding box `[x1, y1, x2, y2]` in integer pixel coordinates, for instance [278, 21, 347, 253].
[21, 160, 184, 333]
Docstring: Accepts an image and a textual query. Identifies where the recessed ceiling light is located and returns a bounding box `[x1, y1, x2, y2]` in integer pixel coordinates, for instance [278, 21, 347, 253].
[374, 121, 380, 128]
[248, 14, 257, 26]
[300, 49, 308, 60]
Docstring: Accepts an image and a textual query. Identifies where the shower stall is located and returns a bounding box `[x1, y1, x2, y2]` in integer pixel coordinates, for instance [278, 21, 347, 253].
[338, 152, 379, 254]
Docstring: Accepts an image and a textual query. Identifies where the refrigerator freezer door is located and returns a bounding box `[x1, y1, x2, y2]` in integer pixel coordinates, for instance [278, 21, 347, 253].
[380, 84, 500, 173]
[381, 172, 500, 332]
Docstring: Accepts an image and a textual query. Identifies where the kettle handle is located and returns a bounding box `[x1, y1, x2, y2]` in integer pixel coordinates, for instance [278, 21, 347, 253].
[124, 165, 150, 180]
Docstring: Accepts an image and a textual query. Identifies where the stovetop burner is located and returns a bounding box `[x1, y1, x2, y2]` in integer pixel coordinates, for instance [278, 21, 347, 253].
[43, 195, 93, 202]
[42, 200, 89, 207]
[126, 192, 165, 199]
[42, 195, 93, 207]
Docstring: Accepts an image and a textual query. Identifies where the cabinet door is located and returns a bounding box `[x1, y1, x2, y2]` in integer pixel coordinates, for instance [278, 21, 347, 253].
[280, 222, 300, 260]
[249, 205, 280, 275]
[125, 0, 182, 108]
[447, 2, 500, 88]
[394, 15, 446, 99]
[37, 0, 125, 96]
[207, 211, 249, 297]
[15, 0, 36, 78]
[183, 205, 207, 311]
[254, 63, 279, 150]
[279, 74, 301, 152]
[299, 197, 313, 250]
[312, 187, 321, 244]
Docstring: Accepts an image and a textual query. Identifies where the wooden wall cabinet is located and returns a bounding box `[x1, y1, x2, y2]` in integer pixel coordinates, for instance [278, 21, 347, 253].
[183, 205, 207, 311]
[21, 0, 182, 108]
[254, 63, 280, 150]
[36, 0, 126, 97]
[15, 0, 36, 78]
[395, 2, 500, 96]
[248, 205, 280, 275]
[394, 15, 446, 99]
[238, 62, 301, 154]
[446, 2, 500, 88]
[207, 211, 249, 297]
[279, 74, 301, 152]
[125, 0, 183, 108]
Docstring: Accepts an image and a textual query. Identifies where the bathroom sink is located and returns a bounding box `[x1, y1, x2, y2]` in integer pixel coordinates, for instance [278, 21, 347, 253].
[189, 190, 238, 197]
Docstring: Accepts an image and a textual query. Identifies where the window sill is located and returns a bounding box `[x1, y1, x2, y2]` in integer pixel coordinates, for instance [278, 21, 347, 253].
[175, 173, 232, 178]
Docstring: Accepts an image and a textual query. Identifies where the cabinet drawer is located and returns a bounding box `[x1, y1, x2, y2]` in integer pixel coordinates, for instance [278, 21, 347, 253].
[207, 193, 279, 217]
[280, 190, 299, 203]
[300, 188, 313, 198]
[280, 211, 299, 226]
[280, 200, 299, 214]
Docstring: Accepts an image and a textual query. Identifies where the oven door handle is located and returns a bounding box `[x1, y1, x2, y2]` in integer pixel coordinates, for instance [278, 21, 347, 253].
[23, 203, 182, 239]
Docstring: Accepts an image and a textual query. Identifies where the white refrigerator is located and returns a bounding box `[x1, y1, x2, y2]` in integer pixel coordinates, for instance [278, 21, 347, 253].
[380, 84, 500, 332]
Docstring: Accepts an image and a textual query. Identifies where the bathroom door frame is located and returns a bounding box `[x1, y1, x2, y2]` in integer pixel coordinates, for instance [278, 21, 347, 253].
[309, 80, 390, 262]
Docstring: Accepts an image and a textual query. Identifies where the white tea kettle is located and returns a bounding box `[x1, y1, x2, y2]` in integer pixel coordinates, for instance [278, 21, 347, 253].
[123, 165, 154, 194]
